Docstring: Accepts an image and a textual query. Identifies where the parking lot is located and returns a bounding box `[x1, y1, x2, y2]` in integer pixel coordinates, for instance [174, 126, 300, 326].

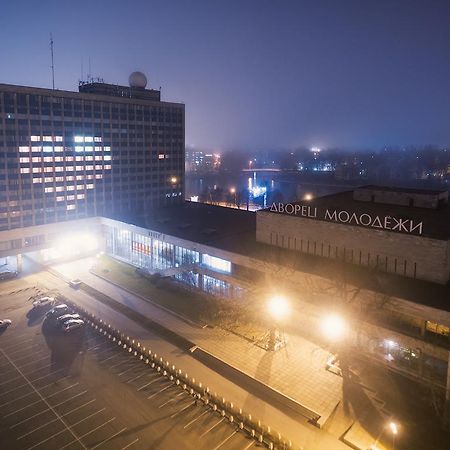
[0, 280, 257, 449]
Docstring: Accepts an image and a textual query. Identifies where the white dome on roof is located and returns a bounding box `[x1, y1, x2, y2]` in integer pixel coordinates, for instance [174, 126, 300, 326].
[129, 72, 147, 88]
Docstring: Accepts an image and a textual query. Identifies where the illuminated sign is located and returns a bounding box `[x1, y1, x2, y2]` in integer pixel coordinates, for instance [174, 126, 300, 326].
[269, 203, 424, 235]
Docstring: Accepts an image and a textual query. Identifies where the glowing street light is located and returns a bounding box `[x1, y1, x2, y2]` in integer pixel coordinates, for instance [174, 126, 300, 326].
[304, 193, 313, 201]
[267, 295, 290, 321]
[230, 187, 236, 194]
[388, 420, 399, 449]
[170, 176, 178, 184]
[321, 314, 347, 342]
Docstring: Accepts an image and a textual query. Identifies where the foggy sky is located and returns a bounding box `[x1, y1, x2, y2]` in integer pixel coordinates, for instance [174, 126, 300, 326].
[1, 0, 450, 151]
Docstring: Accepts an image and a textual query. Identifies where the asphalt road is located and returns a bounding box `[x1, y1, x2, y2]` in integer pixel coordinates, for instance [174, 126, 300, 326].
[0, 282, 257, 450]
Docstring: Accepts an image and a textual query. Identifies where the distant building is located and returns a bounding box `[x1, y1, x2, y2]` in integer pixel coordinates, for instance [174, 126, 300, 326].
[0, 73, 184, 233]
[185, 148, 220, 172]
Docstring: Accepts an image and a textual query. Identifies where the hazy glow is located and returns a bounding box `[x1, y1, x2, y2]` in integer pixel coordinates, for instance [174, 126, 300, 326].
[321, 314, 347, 341]
[267, 295, 289, 321]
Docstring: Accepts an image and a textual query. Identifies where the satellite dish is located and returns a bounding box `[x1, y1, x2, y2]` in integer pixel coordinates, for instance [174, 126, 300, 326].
[129, 71, 147, 88]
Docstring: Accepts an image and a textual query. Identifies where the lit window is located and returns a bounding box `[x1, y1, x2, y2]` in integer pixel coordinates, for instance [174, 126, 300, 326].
[66, 204, 76, 210]
[44, 187, 54, 193]
[31, 146, 42, 152]
[74, 136, 84, 143]
[85, 155, 93, 161]
[66, 176, 74, 181]
[84, 146, 93, 152]
[94, 146, 102, 151]
[31, 136, 40, 142]
[75, 146, 84, 152]
[66, 185, 75, 191]
[55, 176, 64, 182]
[19, 157, 30, 163]
[44, 167, 54, 173]
[84, 136, 93, 142]
[32, 168, 42, 173]
[20, 168, 30, 174]
[55, 167, 64, 172]
[75, 156, 84, 161]
[43, 136, 52, 142]
[32, 157, 41, 162]
[55, 136, 63, 142]
[76, 175, 85, 181]
[56, 196, 65, 201]
[44, 157, 54, 162]
[202, 254, 231, 273]
[19, 146, 30, 152]
[67, 195, 75, 201]
[104, 165, 111, 170]
[43, 146, 53, 153]
[76, 185, 84, 190]
[44, 177, 53, 182]
[86, 184, 94, 189]
[104, 146, 111, 152]
[94, 137, 102, 142]
[77, 193, 85, 199]
[54, 146, 63, 152]
[95, 165, 103, 170]
[66, 166, 74, 171]
[55, 186, 64, 192]
[95, 174, 103, 179]
[33, 178, 42, 184]
[103, 155, 111, 161]
[85, 165, 94, 170]
[158, 154, 165, 159]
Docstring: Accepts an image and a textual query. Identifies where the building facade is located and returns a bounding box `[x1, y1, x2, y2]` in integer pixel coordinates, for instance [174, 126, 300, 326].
[256, 186, 450, 284]
[0, 77, 184, 232]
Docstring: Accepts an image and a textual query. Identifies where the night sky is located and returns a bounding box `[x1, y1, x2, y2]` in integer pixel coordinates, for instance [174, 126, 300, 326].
[1, 0, 450, 150]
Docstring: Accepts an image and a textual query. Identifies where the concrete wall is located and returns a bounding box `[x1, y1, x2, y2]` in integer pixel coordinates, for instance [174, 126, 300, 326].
[353, 187, 448, 209]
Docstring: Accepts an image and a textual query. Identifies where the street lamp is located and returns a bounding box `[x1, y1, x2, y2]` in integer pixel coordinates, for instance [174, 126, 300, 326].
[266, 295, 289, 350]
[229, 187, 237, 207]
[389, 421, 398, 449]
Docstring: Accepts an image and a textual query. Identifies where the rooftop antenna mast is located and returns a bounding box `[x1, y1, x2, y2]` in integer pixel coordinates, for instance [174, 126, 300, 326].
[50, 33, 55, 90]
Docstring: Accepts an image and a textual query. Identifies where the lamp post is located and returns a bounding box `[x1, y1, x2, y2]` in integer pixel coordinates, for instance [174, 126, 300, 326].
[230, 187, 237, 207]
[389, 421, 398, 450]
[266, 295, 289, 351]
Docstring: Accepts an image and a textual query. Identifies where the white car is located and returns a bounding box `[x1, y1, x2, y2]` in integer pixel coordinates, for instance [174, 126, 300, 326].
[62, 319, 85, 333]
[0, 319, 12, 329]
[57, 313, 81, 324]
[32, 296, 56, 308]
[46, 304, 70, 319]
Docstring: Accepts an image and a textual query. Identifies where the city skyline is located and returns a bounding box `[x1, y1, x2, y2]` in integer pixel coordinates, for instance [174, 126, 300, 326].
[1, 0, 450, 150]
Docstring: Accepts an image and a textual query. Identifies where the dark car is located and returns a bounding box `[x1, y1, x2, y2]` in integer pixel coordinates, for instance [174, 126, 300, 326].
[45, 304, 70, 319]
[0, 271, 18, 281]
[61, 319, 85, 333]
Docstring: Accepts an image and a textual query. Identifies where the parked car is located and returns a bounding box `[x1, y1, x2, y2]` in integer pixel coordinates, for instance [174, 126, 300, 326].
[0, 271, 18, 281]
[69, 279, 82, 289]
[56, 313, 81, 324]
[61, 319, 85, 333]
[0, 319, 12, 329]
[45, 304, 70, 319]
[32, 296, 56, 308]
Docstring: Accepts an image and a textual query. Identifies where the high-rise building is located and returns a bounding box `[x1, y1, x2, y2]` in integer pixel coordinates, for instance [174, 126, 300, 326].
[0, 72, 184, 232]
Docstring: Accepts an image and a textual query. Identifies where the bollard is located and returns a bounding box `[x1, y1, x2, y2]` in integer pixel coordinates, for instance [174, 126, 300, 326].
[229, 415, 234, 423]
[221, 410, 225, 417]
[239, 422, 244, 430]
[269, 443, 273, 450]
[258, 434, 263, 444]
[251, 429, 255, 438]
[145, 358, 149, 364]
[213, 404, 217, 412]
